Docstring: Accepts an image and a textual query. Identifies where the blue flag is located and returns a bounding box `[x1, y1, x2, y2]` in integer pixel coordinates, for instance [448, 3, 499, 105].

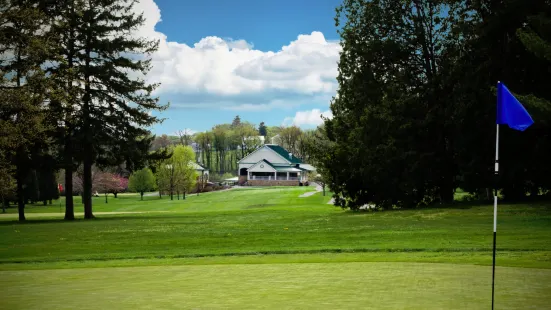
[497, 82, 534, 131]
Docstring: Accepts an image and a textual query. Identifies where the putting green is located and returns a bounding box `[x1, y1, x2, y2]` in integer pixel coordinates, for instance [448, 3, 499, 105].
[1, 262, 549, 309]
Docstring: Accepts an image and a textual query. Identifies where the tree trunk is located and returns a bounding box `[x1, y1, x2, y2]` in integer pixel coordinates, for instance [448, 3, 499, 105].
[82, 19, 94, 220]
[83, 151, 94, 219]
[177, 191, 179, 200]
[183, 191, 186, 200]
[64, 159, 75, 220]
[323, 184, 325, 196]
[64, 5, 75, 221]
[105, 193, 108, 203]
[43, 200, 47, 206]
[439, 177, 455, 204]
[114, 192, 118, 198]
[140, 192, 143, 200]
[49, 199, 52, 205]
[159, 190, 162, 199]
[16, 149, 26, 222]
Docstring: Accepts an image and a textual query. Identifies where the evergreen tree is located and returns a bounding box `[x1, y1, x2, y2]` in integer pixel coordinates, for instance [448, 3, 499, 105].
[258, 122, 267, 137]
[0, 0, 53, 220]
[47, 0, 167, 219]
[450, 0, 551, 200]
[325, 0, 464, 209]
[231, 115, 241, 128]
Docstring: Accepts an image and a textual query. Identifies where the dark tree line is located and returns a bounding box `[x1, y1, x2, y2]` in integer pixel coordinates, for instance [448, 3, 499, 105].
[1, 0, 167, 221]
[319, 0, 551, 210]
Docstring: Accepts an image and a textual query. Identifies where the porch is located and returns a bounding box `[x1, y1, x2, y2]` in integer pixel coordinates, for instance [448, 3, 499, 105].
[248, 171, 304, 182]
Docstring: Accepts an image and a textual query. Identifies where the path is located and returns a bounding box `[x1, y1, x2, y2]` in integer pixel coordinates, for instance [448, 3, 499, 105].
[299, 183, 322, 198]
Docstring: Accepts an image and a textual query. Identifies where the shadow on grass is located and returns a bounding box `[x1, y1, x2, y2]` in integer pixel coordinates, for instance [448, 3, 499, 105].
[1, 247, 545, 265]
[332, 199, 551, 216]
[0, 213, 184, 226]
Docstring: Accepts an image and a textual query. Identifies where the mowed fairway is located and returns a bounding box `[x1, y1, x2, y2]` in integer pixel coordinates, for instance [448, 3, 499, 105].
[1, 186, 551, 309]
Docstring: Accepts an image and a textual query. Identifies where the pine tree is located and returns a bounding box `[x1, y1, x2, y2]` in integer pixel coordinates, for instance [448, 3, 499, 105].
[0, 0, 53, 221]
[258, 122, 267, 137]
[47, 0, 167, 219]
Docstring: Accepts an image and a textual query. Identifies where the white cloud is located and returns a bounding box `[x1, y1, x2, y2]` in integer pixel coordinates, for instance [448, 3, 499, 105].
[283, 109, 333, 127]
[131, 0, 341, 110]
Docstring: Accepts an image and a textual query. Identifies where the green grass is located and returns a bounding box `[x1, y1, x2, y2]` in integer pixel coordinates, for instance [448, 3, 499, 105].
[1, 263, 550, 309]
[1, 186, 551, 309]
[2, 187, 550, 265]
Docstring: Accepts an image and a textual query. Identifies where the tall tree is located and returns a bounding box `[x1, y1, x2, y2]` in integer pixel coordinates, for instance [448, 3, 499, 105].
[258, 122, 267, 137]
[279, 126, 302, 156]
[450, 0, 551, 200]
[0, 0, 53, 221]
[235, 122, 261, 159]
[325, 0, 464, 210]
[175, 129, 194, 146]
[212, 125, 229, 174]
[231, 115, 241, 128]
[49, 0, 167, 219]
[173, 146, 197, 200]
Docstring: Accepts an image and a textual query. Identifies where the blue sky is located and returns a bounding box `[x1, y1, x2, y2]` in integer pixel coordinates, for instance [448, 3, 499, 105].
[136, 0, 343, 135]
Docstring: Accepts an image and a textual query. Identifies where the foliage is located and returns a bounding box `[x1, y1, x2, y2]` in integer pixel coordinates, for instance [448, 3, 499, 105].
[0, 0, 54, 220]
[448, 0, 551, 200]
[258, 122, 267, 136]
[151, 134, 173, 151]
[323, 0, 551, 209]
[173, 145, 197, 198]
[44, 0, 167, 219]
[278, 126, 302, 156]
[128, 168, 156, 200]
[175, 129, 194, 146]
[231, 115, 242, 127]
[156, 145, 196, 199]
[93, 172, 126, 202]
[111, 175, 129, 197]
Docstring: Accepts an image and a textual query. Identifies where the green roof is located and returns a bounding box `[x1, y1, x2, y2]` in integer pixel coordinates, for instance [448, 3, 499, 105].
[266, 145, 302, 164]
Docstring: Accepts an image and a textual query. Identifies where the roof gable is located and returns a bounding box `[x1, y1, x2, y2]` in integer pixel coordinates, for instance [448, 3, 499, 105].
[248, 159, 277, 172]
[238, 145, 289, 164]
[265, 145, 302, 164]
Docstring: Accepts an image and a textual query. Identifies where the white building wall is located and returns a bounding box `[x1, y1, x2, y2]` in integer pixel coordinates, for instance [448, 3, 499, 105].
[248, 162, 276, 173]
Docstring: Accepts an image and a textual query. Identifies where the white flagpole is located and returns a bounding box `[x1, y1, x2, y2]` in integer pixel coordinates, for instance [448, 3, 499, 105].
[492, 83, 501, 310]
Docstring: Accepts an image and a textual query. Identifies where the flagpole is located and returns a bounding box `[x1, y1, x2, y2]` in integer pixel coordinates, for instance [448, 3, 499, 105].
[492, 80, 534, 309]
[492, 122, 499, 310]
[492, 80, 501, 310]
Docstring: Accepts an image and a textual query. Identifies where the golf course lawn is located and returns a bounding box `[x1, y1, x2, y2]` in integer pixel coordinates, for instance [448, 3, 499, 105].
[1, 186, 551, 309]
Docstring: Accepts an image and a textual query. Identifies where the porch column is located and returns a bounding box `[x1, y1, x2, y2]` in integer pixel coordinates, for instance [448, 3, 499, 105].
[274, 171, 277, 180]
[286, 172, 289, 180]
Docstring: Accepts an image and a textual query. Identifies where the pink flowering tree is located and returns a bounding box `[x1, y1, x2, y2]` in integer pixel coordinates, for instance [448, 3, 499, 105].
[95, 172, 120, 203]
[111, 175, 128, 198]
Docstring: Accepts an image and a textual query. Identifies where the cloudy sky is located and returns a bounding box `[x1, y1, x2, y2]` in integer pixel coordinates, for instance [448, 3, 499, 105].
[135, 0, 342, 134]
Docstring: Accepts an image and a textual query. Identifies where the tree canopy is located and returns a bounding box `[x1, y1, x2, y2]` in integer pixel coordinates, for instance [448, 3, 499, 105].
[128, 168, 156, 200]
[320, 0, 551, 210]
